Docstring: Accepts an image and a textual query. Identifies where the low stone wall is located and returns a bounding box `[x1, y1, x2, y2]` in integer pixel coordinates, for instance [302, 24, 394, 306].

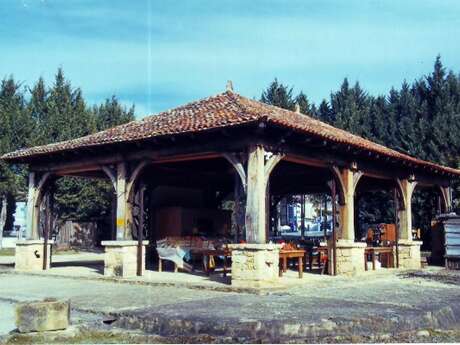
[15, 240, 53, 271]
[398, 240, 422, 269]
[102, 240, 149, 278]
[228, 243, 282, 288]
[329, 240, 366, 275]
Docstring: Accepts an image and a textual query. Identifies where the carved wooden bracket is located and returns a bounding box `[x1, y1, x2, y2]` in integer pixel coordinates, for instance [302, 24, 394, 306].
[223, 153, 247, 193]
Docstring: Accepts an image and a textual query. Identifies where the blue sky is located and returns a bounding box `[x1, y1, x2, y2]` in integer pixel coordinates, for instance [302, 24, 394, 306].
[2, 0, 460, 118]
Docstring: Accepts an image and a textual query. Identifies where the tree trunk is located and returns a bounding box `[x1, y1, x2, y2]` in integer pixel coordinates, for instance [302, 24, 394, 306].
[0, 197, 7, 249]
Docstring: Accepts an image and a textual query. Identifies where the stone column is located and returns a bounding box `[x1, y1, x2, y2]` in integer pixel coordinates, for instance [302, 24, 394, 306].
[329, 166, 366, 275]
[397, 178, 421, 269]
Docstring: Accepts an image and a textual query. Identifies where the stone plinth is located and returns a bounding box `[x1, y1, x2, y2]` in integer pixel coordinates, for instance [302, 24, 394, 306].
[16, 298, 70, 333]
[397, 240, 422, 269]
[101, 240, 149, 278]
[228, 243, 282, 288]
[328, 240, 366, 275]
[15, 240, 54, 271]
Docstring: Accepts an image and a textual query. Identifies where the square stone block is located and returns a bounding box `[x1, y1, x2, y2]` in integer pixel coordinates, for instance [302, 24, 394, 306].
[397, 240, 422, 269]
[228, 243, 282, 288]
[328, 240, 366, 275]
[15, 240, 54, 271]
[16, 298, 70, 333]
[102, 240, 149, 278]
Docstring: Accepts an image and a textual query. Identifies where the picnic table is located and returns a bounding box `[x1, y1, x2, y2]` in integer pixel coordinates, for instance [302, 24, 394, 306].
[364, 246, 394, 270]
[192, 247, 232, 276]
[279, 249, 305, 278]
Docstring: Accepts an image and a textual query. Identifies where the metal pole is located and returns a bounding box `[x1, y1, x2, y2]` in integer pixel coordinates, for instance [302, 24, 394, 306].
[332, 179, 337, 276]
[394, 188, 399, 268]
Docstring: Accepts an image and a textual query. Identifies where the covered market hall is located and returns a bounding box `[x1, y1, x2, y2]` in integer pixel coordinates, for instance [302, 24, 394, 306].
[2, 84, 459, 287]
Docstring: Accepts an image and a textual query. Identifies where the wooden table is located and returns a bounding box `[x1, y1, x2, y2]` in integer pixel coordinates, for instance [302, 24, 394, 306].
[193, 248, 232, 276]
[279, 249, 305, 278]
[364, 246, 394, 270]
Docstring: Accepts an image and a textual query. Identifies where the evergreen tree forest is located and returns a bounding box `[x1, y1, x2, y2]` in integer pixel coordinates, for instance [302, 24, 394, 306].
[0, 68, 134, 230]
[1, 58, 459, 240]
[261, 57, 460, 237]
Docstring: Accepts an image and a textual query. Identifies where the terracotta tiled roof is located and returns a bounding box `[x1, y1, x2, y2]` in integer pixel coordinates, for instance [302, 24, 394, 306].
[2, 91, 460, 176]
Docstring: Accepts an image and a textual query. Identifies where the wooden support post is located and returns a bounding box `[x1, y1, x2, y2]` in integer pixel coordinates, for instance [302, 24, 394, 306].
[244, 145, 284, 244]
[394, 188, 400, 268]
[137, 185, 146, 276]
[26, 172, 51, 241]
[337, 168, 356, 241]
[331, 179, 337, 276]
[439, 186, 452, 213]
[300, 194, 305, 239]
[245, 145, 266, 243]
[323, 195, 327, 241]
[43, 193, 49, 270]
[26, 172, 38, 240]
[115, 162, 128, 240]
[397, 178, 417, 241]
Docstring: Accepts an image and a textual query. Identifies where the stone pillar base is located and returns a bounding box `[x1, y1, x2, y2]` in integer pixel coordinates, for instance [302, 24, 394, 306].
[101, 240, 149, 278]
[397, 240, 422, 269]
[329, 240, 366, 275]
[228, 243, 282, 288]
[15, 240, 54, 271]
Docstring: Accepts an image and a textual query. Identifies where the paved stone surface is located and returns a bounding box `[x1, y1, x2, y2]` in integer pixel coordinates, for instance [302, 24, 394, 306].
[1, 267, 460, 342]
[0, 273, 232, 313]
[0, 301, 15, 335]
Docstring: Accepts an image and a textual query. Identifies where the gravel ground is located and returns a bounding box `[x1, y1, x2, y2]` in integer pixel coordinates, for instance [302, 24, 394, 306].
[1, 267, 460, 343]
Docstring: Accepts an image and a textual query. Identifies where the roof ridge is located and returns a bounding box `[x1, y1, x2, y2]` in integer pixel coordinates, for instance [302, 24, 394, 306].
[140, 90, 233, 122]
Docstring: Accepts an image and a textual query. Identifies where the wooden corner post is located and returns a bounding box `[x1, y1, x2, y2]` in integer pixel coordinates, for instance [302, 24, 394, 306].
[115, 162, 128, 240]
[245, 145, 283, 244]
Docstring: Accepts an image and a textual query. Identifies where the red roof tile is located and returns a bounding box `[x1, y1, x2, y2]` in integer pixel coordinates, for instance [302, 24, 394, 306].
[2, 91, 460, 176]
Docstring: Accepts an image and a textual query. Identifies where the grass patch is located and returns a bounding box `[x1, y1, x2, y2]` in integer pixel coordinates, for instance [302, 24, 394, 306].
[0, 248, 15, 256]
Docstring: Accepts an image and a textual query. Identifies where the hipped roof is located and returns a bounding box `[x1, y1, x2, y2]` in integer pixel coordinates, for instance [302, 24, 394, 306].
[2, 90, 460, 176]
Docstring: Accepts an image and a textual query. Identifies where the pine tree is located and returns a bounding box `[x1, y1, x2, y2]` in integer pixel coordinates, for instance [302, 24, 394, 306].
[28, 77, 48, 146]
[295, 92, 313, 115]
[94, 96, 135, 131]
[260, 79, 296, 110]
[317, 99, 334, 123]
[0, 77, 32, 235]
